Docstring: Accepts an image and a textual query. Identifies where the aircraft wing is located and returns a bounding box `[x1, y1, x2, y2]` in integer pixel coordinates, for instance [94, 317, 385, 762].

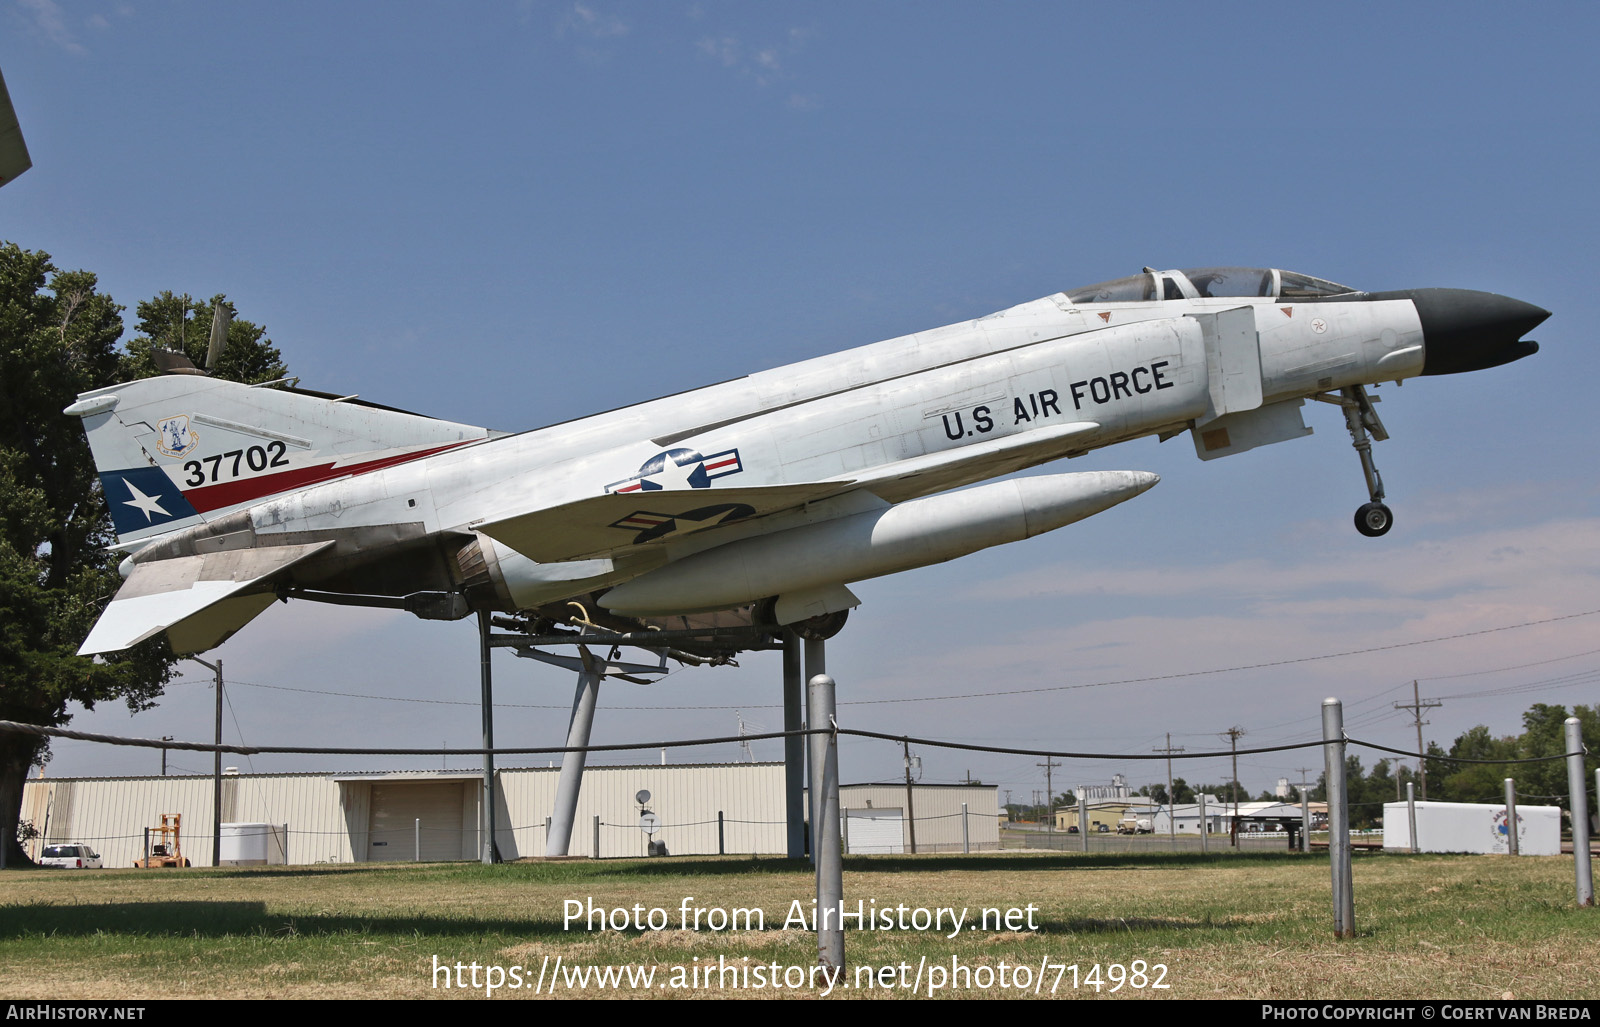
[0, 68, 32, 187]
[480, 422, 1103, 564]
[475, 482, 852, 563]
[80, 541, 334, 656]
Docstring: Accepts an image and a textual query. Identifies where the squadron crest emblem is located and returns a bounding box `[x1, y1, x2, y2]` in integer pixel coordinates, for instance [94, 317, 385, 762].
[155, 415, 199, 458]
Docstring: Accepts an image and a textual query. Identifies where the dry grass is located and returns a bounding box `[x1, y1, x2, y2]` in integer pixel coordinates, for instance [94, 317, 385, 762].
[1, 850, 1595, 999]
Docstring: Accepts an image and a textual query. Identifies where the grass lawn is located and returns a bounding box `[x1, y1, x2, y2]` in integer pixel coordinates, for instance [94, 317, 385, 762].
[1, 849, 1595, 999]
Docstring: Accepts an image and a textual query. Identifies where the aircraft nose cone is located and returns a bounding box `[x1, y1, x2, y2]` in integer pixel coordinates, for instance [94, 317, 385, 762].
[1385, 288, 1549, 376]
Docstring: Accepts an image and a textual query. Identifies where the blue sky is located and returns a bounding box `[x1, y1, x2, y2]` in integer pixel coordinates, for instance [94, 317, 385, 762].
[4, 3, 1597, 806]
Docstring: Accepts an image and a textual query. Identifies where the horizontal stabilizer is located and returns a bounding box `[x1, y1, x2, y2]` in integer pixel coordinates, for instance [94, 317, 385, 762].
[79, 541, 334, 655]
[0, 68, 30, 187]
[476, 482, 852, 563]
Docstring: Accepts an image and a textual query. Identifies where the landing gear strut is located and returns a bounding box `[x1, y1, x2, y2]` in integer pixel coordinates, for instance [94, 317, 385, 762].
[1338, 385, 1392, 537]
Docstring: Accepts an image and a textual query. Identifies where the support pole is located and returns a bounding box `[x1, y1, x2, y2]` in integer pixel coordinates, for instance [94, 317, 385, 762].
[1406, 782, 1418, 854]
[593, 815, 601, 859]
[962, 802, 970, 854]
[212, 658, 223, 869]
[1566, 718, 1593, 906]
[479, 611, 497, 864]
[547, 648, 602, 857]
[782, 632, 806, 858]
[415, 818, 421, 862]
[718, 811, 725, 856]
[804, 637, 825, 863]
[1504, 778, 1519, 857]
[809, 672, 843, 974]
[186, 655, 225, 868]
[1078, 794, 1089, 853]
[1324, 698, 1354, 937]
[1199, 792, 1208, 854]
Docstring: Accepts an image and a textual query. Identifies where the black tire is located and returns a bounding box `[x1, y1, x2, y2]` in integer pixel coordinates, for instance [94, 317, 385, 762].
[1355, 502, 1393, 537]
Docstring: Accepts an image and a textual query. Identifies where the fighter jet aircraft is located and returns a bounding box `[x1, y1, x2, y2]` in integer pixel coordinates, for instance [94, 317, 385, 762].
[68, 266, 1548, 657]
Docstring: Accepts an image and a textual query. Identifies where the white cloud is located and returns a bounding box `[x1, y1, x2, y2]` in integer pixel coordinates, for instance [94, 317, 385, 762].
[564, 2, 629, 38]
[19, 0, 86, 54]
[975, 516, 1600, 605]
[696, 34, 742, 68]
[694, 23, 817, 93]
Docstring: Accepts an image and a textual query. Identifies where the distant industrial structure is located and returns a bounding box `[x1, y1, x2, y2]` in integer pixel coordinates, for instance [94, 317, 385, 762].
[1055, 796, 1326, 835]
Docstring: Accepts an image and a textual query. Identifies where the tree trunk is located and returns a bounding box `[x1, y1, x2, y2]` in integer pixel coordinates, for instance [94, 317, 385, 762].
[0, 733, 41, 868]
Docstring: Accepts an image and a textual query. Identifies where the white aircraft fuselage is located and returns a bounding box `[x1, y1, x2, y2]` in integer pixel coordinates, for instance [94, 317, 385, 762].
[69, 266, 1548, 656]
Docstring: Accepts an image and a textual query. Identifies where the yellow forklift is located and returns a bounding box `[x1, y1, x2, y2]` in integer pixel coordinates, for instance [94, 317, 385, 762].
[134, 813, 191, 868]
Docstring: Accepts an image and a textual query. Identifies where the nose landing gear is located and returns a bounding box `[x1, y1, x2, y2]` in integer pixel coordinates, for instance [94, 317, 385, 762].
[1339, 385, 1392, 537]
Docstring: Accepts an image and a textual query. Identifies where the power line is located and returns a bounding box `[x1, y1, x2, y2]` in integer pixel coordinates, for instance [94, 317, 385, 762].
[164, 604, 1600, 713]
[1419, 644, 1600, 681]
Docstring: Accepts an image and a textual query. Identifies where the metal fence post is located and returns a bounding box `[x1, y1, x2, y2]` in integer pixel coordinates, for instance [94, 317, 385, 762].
[962, 802, 970, 854]
[1199, 793, 1208, 855]
[1324, 698, 1354, 937]
[718, 811, 725, 856]
[593, 815, 601, 859]
[1566, 718, 1592, 906]
[1504, 778, 1519, 857]
[1406, 782, 1418, 854]
[414, 818, 420, 862]
[808, 673, 844, 973]
[1301, 788, 1311, 854]
[1078, 795, 1089, 853]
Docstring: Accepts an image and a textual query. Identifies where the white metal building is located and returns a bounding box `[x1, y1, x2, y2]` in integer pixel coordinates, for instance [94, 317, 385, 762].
[22, 763, 787, 867]
[836, 783, 999, 854]
[21, 764, 997, 865]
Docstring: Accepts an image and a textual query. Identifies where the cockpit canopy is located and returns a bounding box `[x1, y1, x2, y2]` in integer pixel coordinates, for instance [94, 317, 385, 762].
[1066, 267, 1357, 304]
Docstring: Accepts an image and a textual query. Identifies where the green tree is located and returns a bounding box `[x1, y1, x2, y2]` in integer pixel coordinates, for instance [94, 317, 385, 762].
[119, 291, 284, 383]
[1434, 725, 1516, 804]
[1512, 704, 1599, 805]
[1140, 782, 1170, 805]
[0, 244, 285, 866]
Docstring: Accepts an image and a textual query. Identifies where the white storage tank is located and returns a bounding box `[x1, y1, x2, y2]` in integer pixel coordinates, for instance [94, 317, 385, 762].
[1383, 801, 1561, 856]
[220, 822, 288, 865]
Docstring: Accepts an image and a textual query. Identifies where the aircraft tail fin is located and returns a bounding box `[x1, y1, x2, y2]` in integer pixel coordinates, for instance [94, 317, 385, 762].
[66, 375, 492, 546]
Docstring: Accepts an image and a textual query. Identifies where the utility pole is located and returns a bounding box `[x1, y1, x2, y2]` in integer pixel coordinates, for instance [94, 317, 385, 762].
[1295, 767, 1318, 854]
[160, 736, 173, 776]
[1154, 734, 1184, 844]
[1393, 682, 1442, 798]
[902, 739, 919, 854]
[1037, 756, 1060, 834]
[1222, 726, 1246, 846]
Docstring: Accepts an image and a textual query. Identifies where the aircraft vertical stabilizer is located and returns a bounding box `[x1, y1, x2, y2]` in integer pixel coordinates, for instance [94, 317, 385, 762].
[65, 376, 493, 545]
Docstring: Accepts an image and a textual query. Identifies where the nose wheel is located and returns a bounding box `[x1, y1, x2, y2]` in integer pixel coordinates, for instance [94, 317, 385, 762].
[1339, 385, 1393, 538]
[1355, 501, 1393, 537]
